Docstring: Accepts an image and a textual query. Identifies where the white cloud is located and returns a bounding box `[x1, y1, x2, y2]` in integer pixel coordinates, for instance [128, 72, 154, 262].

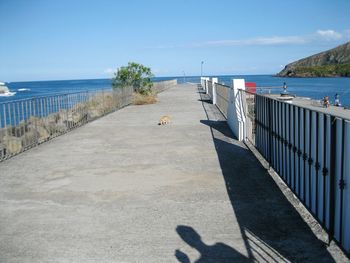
[249, 36, 307, 45]
[150, 29, 348, 49]
[173, 36, 307, 48]
[316, 30, 342, 40]
[150, 35, 308, 49]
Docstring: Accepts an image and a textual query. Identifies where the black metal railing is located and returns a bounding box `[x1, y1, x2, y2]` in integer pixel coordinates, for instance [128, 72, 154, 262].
[204, 78, 350, 254]
[255, 94, 350, 254]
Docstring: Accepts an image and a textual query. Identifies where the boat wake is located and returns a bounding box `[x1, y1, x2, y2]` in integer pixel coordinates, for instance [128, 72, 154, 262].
[18, 88, 31, 92]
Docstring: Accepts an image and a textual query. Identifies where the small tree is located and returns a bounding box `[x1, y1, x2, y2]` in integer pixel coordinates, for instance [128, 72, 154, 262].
[112, 62, 154, 95]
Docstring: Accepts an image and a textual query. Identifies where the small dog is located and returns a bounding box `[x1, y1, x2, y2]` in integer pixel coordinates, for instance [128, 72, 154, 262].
[158, 115, 170, 125]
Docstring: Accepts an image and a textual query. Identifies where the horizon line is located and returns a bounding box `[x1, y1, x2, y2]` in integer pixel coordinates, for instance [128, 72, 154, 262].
[6, 73, 278, 83]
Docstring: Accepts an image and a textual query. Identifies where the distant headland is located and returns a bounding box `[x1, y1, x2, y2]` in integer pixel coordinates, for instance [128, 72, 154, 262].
[277, 41, 350, 77]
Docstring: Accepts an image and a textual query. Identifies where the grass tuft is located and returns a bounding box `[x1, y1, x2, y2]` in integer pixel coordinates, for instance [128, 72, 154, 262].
[132, 93, 157, 105]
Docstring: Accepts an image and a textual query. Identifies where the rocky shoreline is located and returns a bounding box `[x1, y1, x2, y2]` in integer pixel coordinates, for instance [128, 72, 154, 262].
[277, 64, 350, 78]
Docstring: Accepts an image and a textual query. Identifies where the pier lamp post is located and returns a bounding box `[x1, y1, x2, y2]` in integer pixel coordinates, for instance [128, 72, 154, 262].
[201, 61, 204, 78]
[182, 71, 186, 83]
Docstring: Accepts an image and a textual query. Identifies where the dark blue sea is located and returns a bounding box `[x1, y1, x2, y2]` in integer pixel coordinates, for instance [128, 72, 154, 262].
[1, 75, 349, 128]
[1, 75, 350, 106]
[217, 75, 350, 107]
[0, 75, 350, 106]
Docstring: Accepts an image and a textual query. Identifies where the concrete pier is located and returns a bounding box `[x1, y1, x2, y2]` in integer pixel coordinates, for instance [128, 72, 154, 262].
[0, 84, 348, 262]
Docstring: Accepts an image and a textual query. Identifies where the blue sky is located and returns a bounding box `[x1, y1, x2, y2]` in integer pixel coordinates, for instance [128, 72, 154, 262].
[1, 0, 350, 81]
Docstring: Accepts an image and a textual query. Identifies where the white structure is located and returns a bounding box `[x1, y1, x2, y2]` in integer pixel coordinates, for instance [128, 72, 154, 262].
[204, 77, 210, 94]
[212, 77, 218, 105]
[0, 82, 15, 97]
[200, 77, 210, 93]
[227, 79, 246, 141]
[0, 82, 8, 93]
[200, 77, 205, 90]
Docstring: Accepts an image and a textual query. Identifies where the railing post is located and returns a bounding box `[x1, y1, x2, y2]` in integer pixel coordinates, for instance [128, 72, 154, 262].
[268, 98, 273, 166]
[212, 77, 218, 105]
[329, 116, 337, 244]
[204, 77, 210, 94]
[65, 94, 69, 130]
[342, 120, 350, 251]
[227, 79, 246, 141]
[102, 89, 105, 115]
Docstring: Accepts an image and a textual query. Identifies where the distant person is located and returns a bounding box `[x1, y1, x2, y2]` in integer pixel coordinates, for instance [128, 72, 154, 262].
[334, 93, 341, 107]
[323, 96, 330, 108]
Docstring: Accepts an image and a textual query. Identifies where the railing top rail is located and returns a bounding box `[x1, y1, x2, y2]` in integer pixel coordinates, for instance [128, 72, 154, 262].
[256, 86, 283, 90]
[239, 89, 256, 95]
[216, 83, 231, 89]
[0, 87, 116, 105]
[258, 93, 350, 122]
[215, 84, 283, 90]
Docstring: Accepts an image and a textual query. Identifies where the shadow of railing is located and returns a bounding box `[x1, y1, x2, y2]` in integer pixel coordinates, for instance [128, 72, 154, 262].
[194, 91, 337, 262]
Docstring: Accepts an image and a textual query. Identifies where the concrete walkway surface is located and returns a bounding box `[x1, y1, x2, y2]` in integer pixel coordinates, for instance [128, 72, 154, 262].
[0, 84, 349, 262]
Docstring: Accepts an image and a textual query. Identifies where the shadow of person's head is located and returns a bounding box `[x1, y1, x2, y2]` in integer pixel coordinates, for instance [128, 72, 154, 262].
[176, 225, 252, 263]
[176, 225, 203, 249]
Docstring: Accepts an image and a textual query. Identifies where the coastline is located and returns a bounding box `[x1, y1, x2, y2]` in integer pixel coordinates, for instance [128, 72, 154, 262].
[275, 74, 350, 78]
[2, 75, 350, 107]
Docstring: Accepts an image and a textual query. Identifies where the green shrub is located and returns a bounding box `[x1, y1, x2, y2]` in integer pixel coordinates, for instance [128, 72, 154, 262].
[112, 62, 154, 94]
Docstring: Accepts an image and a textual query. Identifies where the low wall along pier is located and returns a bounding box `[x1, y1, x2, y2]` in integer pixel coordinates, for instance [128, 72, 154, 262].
[201, 76, 350, 254]
[152, 79, 177, 93]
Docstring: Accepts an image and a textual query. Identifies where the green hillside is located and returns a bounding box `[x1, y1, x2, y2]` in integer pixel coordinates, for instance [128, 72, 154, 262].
[277, 42, 350, 77]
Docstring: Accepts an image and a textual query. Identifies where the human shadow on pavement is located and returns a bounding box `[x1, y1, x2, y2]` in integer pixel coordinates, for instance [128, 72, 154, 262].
[198, 91, 338, 262]
[175, 225, 251, 263]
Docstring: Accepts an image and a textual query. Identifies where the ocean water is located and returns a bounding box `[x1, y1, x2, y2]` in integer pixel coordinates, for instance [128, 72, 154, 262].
[1, 75, 350, 106]
[1, 78, 113, 102]
[216, 75, 350, 107]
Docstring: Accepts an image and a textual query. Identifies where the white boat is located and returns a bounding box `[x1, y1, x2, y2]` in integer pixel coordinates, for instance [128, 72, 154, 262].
[0, 82, 16, 97]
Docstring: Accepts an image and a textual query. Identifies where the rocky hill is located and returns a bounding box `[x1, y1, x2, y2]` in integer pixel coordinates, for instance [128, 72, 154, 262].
[277, 41, 350, 77]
